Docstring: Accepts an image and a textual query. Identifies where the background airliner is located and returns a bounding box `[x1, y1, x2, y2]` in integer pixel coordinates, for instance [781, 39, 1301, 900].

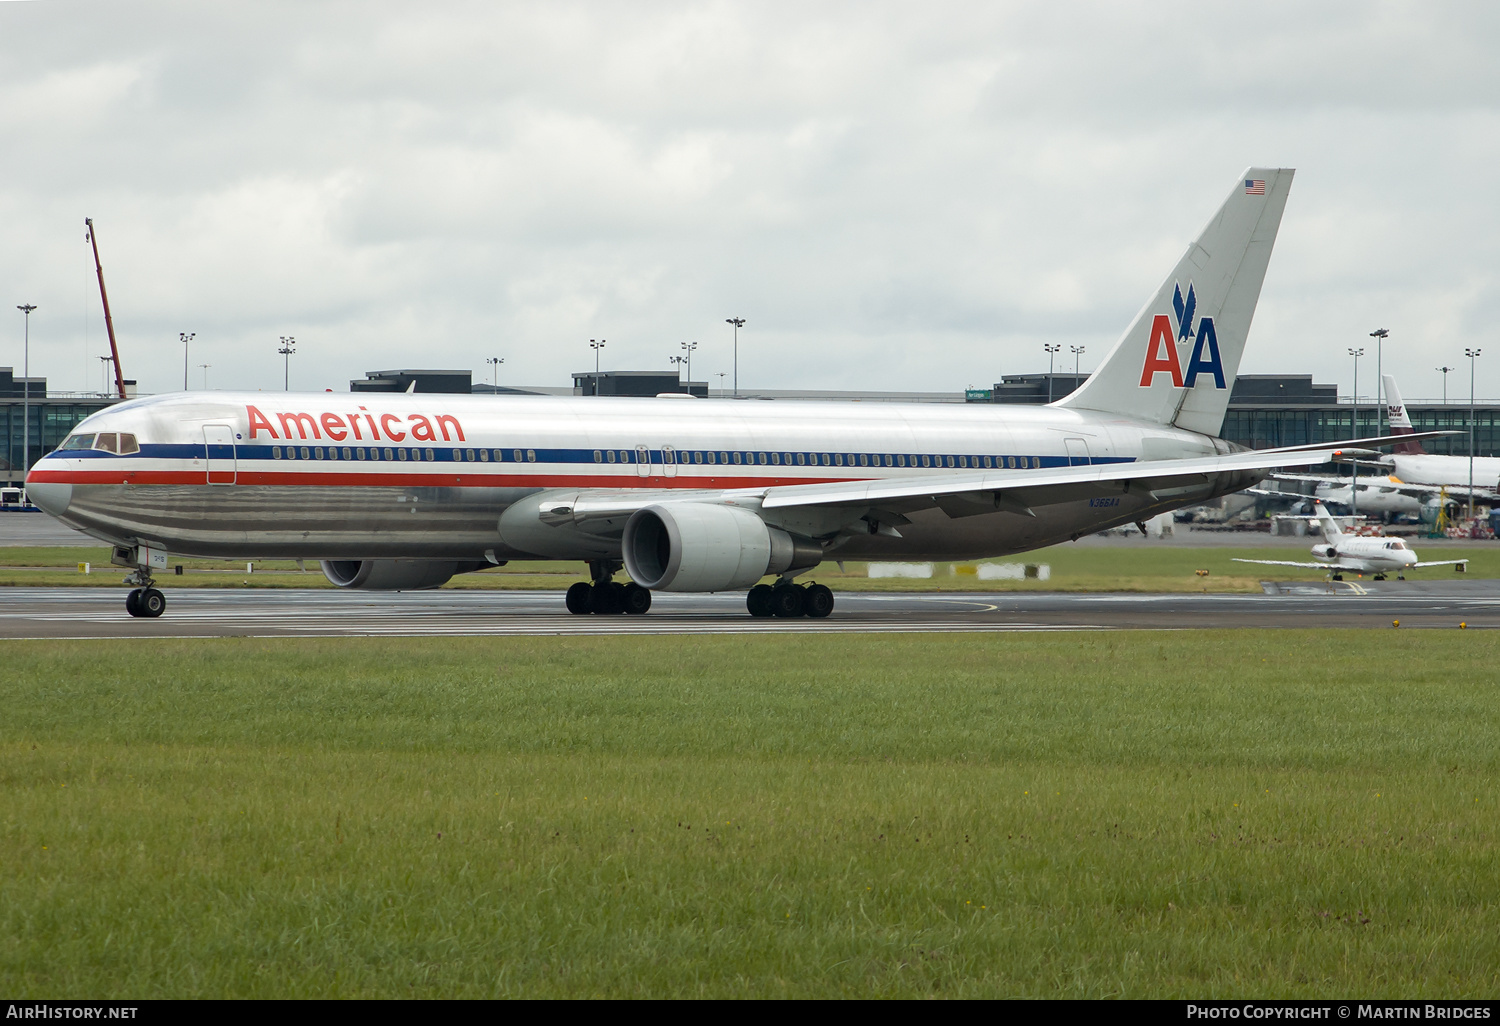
[1265, 473, 1439, 518]
[1259, 373, 1497, 520]
[25, 167, 1441, 619]
[1379, 374, 1500, 495]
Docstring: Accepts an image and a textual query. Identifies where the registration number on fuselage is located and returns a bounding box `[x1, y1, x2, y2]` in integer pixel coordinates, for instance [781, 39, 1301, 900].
[1088, 497, 1121, 508]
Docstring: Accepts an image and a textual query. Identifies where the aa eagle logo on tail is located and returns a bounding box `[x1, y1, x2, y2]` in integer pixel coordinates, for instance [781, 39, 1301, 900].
[1138, 282, 1226, 389]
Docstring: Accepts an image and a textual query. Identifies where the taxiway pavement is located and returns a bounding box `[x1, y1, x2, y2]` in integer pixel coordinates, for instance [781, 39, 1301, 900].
[2, 583, 1497, 639]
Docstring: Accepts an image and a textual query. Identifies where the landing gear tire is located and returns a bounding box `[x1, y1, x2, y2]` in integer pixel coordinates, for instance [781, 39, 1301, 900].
[1374, 574, 1387, 581]
[565, 582, 592, 615]
[771, 583, 806, 618]
[803, 584, 834, 619]
[138, 588, 166, 618]
[589, 581, 626, 615]
[1397, 574, 1406, 581]
[1331, 573, 1344, 581]
[621, 582, 652, 615]
[125, 589, 142, 617]
[747, 584, 775, 617]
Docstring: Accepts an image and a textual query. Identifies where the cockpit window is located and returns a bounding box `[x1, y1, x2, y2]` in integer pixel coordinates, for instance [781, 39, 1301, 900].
[61, 433, 95, 451]
[83, 432, 139, 455]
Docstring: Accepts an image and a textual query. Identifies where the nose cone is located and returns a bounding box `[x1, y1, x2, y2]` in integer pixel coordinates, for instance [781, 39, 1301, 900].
[25, 477, 71, 518]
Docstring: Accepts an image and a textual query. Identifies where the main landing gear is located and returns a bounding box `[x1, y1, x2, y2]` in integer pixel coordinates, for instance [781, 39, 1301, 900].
[566, 560, 652, 615]
[746, 581, 834, 619]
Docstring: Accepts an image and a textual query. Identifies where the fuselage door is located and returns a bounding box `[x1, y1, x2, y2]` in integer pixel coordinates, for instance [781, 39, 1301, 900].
[1064, 437, 1091, 467]
[636, 445, 651, 478]
[204, 424, 236, 484]
[662, 444, 678, 478]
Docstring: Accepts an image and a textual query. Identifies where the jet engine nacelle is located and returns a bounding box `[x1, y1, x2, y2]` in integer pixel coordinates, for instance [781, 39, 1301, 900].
[622, 503, 821, 592]
[1311, 544, 1336, 559]
[320, 559, 487, 591]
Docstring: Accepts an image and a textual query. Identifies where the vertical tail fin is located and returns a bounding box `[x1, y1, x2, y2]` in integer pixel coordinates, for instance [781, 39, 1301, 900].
[1058, 167, 1294, 435]
[1382, 374, 1425, 455]
[1314, 501, 1344, 540]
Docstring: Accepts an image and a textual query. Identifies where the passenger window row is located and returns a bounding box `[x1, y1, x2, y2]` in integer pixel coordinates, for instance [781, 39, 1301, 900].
[262, 445, 1045, 468]
[273, 445, 450, 462]
[589, 449, 1042, 470]
[58, 436, 1048, 471]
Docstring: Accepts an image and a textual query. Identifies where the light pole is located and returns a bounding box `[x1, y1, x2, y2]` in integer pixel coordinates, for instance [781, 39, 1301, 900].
[17, 304, 35, 480]
[669, 355, 687, 389]
[1069, 345, 1086, 386]
[486, 356, 504, 388]
[199, 364, 211, 389]
[1370, 328, 1389, 434]
[1466, 347, 1482, 522]
[1348, 347, 1364, 519]
[181, 332, 196, 390]
[680, 341, 698, 392]
[1347, 347, 1365, 432]
[716, 372, 727, 394]
[98, 356, 114, 395]
[1044, 344, 1061, 402]
[278, 336, 296, 391]
[726, 318, 744, 397]
[589, 339, 605, 394]
[1436, 366, 1455, 404]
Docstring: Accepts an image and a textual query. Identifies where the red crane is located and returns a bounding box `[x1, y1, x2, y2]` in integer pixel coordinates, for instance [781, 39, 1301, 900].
[85, 218, 128, 400]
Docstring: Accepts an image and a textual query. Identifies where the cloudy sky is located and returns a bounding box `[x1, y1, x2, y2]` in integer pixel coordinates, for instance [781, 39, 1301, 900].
[3, 1, 1498, 401]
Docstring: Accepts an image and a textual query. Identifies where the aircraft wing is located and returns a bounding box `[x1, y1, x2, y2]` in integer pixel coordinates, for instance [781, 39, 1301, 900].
[759, 442, 1397, 513]
[1411, 559, 1470, 568]
[1231, 558, 1337, 570]
[555, 436, 1459, 527]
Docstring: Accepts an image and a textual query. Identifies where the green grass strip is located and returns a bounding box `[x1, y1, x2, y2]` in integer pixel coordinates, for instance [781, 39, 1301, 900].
[3, 633, 1498, 997]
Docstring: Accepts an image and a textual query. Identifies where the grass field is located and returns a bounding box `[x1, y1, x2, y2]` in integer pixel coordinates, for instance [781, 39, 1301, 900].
[2, 542, 1496, 592]
[3, 633, 1498, 998]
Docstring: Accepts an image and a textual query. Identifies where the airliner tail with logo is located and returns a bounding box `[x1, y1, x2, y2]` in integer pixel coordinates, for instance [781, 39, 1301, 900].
[25, 167, 1449, 619]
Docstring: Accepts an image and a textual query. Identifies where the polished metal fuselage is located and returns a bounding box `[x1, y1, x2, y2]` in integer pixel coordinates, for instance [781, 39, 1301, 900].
[27, 391, 1250, 563]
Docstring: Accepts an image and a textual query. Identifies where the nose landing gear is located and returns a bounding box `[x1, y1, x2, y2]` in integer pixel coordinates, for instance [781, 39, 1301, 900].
[126, 587, 166, 618]
[113, 546, 168, 618]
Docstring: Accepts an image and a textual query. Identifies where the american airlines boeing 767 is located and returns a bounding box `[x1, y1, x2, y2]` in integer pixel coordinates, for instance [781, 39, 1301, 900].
[24, 167, 1441, 619]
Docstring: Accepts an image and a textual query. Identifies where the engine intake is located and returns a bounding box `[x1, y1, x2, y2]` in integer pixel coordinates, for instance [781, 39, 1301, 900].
[320, 559, 486, 591]
[622, 503, 821, 592]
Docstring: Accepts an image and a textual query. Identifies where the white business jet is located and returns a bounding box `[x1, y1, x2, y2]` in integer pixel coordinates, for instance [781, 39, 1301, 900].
[1233, 503, 1467, 581]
